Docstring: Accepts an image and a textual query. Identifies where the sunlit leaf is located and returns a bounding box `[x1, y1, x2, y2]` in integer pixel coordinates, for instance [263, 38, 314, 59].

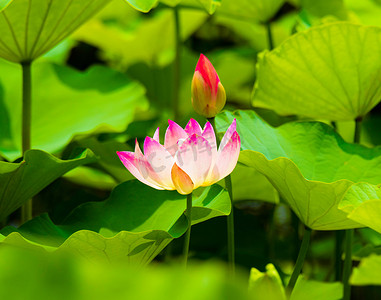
[248, 264, 342, 300]
[0, 0, 12, 11]
[123, 0, 220, 14]
[0, 149, 96, 221]
[340, 182, 381, 233]
[252, 23, 381, 121]
[0, 0, 112, 62]
[346, 0, 381, 26]
[123, 0, 157, 12]
[249, 264, 286, 300]
[229, 164, 279, 204]
[0, 60, 148, 160]
[216, 110, 381, 230]
[299, 0, 350, 24]
[291, 275, 342, 300]
[216, 0, 285, 22]
[351, 254, 381, 285]
[62, 180, 231, 236]
[1, 181, 230, 263]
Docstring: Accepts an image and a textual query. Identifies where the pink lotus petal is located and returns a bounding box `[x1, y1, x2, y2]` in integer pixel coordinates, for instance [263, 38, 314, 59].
[219, 118, 237, 150]
[205, 131, 241, 185]
[184, 118, 202, 136]
[117, 150, 163, 190]
[171, 163, 194, 195]
[175, 134, 213, 188]
[144, 137, 176, 190]
[195, 54, 220, 95]
[202, 121, 217, 166]
[153, 127, 160, 143]
[164, 120, 188, 157]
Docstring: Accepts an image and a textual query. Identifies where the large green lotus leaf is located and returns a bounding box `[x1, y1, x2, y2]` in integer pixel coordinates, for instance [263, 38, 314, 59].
[0, 0, 112, 62]
[216, 110, 381, 230]
[0, 0, 12, 11]
[351, 254, 381, 285]
[1, 180, 230, 264]
[62, 180, 230, 236]
[0, 60, 148, 160]
[74, 137, 133, 183]
[0, 149, 95, 221]
[123, 0, 157, 12]
[290, 276, 342, 300]
[123, 0, 220, 14]
[340, 182, 381, 233]
[299, 0, 350, 26]
[1, 229, 173, 266]
[63, 166, 117, 190]
[73, 9, 208, 69]
[216, 0, 285, 22]
[252, 23, 381, 121]
[229, 163, 279, 204]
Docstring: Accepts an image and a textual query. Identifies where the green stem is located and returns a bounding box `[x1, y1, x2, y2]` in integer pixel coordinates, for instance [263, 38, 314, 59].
[266, 22, 274, 50]
[183, 193, 192, 267]
[173, 6, 181, 121]
[21, 61, 33, 224]
[343, 229, 353, 300]
[208, 117, 236, 275]
[287, 226, 312, 292]
[225, 174, 236, 275]
[334, 230, 344, 281]
[342, 117, 362, 298]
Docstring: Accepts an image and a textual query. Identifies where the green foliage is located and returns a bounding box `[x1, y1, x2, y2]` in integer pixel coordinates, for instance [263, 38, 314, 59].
[0, 60, 148, 160]
[351, 254, 381, 285]
[248, 263, 343, 300]
[216, 0, 285, 22]
[1, 181, 230, 263]
[123, 0, 221, 13]
[0, 0, 113, 62]
[0, 149, 95, 221]
[0, 0, 12, 11]
[252, 22, 381, 121]
[73, 9, 208, 69]
[0, 246, 252, 300]
[249, 264, 286, 300]
[216, 110, 381, 230]
[340, 183, 381, 233]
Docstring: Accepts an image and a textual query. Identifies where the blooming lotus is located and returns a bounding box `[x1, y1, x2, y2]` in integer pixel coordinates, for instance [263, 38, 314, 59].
[117, 119, 240, 195]
[191, 54, 226, 118]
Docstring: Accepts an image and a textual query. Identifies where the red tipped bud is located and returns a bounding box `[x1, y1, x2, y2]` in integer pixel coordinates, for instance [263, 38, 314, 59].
[191, 54, 226, 118]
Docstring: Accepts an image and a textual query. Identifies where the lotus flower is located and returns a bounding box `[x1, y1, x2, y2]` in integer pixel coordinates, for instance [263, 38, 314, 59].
[117, 119, 240, 195]
[191, 54, 226, 118]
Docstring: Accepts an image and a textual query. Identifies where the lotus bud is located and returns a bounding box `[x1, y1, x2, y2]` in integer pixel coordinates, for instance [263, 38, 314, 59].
[191, 54, 226, 118]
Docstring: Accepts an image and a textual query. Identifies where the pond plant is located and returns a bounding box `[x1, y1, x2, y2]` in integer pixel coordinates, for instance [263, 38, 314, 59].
[0, 0, 381, 300]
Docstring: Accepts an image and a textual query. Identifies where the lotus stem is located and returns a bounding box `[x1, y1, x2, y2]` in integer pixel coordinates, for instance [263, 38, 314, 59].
[183, 192, 192, 267]
[21, 61, 33, 224]
[334, 230, 344, 281]
[287, 225, 312, 292]
[343, 228, 353, 300]
[208, 117, 236, 275]
[266, 22, 274, 50]
[342, 116, 362, 299]
[173, 6, 181, 121]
